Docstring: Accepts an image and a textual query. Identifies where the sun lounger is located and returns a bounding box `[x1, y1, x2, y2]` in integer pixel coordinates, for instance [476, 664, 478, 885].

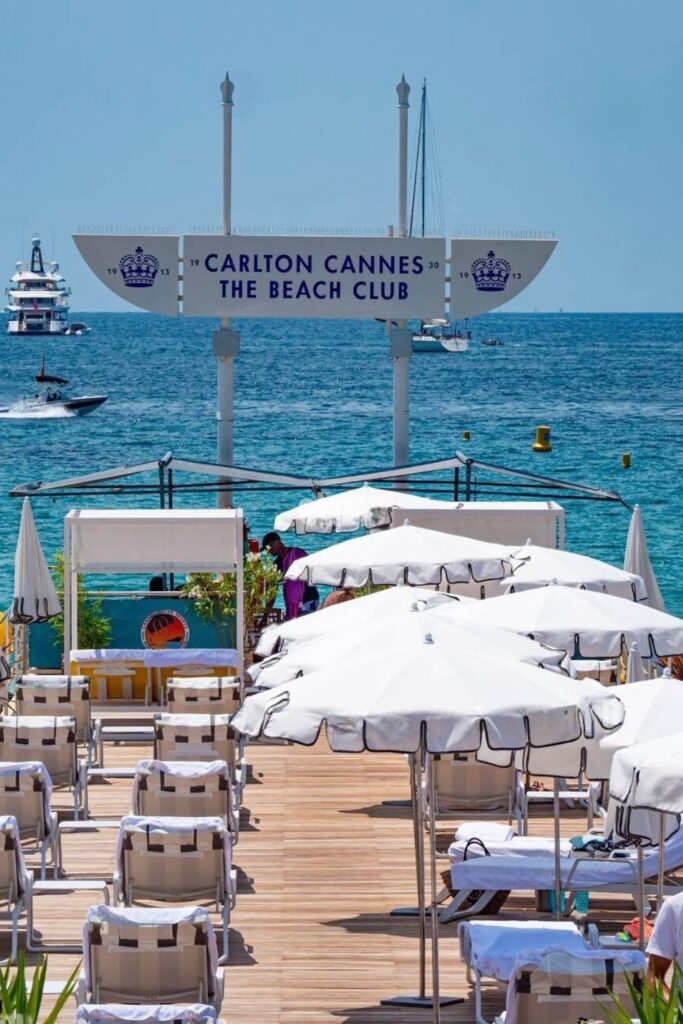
[78, 905, 224, 1010]
[113, 815, 236, 962]
[0, 815, 29, 963]
[13, 676, 94, 756]
[427, 754, 519, 825]
[132, 760, 237, 838]
[458, 920, 599, 1024]
[498, 948, 643, 1024]
[0, 761, 57, 878]
[0, 717, 84, 817]
[74, 1006, 217, 1024]
[153, 715, 244, 802]
[441, 827, 683, 923]
[166, 678, 239, 717]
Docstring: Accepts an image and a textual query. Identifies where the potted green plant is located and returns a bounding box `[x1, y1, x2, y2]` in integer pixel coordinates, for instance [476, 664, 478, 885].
[599, 963, 683, 1023]
[49, 552, 112, 656]
[181, 550, 281, 650]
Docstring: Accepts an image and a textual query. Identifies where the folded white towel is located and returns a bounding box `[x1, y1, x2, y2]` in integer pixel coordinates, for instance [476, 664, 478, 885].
[454, 821, 515, 843]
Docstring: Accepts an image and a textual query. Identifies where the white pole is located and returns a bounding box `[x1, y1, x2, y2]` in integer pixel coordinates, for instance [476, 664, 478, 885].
[62, 516, 72, 671]
[392, 76, 412, 483]
[215, 72, 240, 508]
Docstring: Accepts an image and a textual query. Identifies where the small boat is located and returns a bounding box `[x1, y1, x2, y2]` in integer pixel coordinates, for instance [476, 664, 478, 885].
[481, 336, 504, 347]
[5, 237, 71, 335]
[413, 319, 470, 354]
[0, 360, 107, 418]
[64, 321, 92, 336]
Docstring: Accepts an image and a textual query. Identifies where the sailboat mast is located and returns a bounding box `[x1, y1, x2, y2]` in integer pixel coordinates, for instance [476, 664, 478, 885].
[420, 80, 426, 237]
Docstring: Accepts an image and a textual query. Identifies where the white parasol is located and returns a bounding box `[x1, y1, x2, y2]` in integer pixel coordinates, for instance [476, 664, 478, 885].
[626, 641, 647, 683]
[451, 585, 683, 659]
[274, 482, 460, 535]
[624, 504, 666, 611]
[284, 521, 515, 588]
[504, 540, 647, 601]
[254, 585, 465, 657]
[250, 600, 566, 688]
[233, 639, 623, 1022]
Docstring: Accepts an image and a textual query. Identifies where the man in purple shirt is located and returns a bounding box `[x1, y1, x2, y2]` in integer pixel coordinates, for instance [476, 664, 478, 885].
[261, 532, 320, 620]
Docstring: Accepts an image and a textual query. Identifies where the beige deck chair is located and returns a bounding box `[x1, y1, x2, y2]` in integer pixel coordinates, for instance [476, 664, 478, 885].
[113, 815, 236, 962]
[132, 760, 237, 837]
[78, 905, 224, 1010]
[14, 676, 93, 753]
[0, 815, 28, 963]
[89, 662, 136, 702]
[166, 678, 239, 717]
[153, 715, 235, 768]
[0, 761, 56, 878]
[498, 950, 642, 1024]
[0, 717, 83, 817]
[428, 754, 519, 826]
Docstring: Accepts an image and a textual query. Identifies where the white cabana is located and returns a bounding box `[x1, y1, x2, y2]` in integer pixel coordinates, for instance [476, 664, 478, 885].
[624, 504, 666, 611]
[274, 483, 460, 535]
[62, 509, 244, 677]
[233, 641, 623, 1022]
[11, 497, 61, 625]
[255, 585, 467, 657]
[250, 601, 566, 688]
[451, 585, 683, 659]
[503, 541, 647, 601]
[284, 521, 515, 588]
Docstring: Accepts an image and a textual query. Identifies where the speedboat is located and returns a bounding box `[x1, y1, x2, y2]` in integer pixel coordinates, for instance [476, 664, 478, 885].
[5, 237, 71, 335]
[0, 360, 107, 418]
[64, 321, 92, 336]
[412, 319, 470, 354]
[481, 336, 504, 347]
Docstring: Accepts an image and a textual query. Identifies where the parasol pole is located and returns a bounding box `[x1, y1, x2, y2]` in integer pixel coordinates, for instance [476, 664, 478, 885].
[391, 76, 412, 487]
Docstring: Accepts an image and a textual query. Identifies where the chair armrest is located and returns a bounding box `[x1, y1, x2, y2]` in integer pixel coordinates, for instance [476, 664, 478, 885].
[76, 969, 87, 1005]
[112, 869, 122, 905]
[215, 967, 225, 1010]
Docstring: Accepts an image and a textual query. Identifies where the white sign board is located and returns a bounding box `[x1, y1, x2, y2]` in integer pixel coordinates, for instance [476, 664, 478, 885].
[72, 235, 179, 316]
[449, 238, 557, 318]
[182, 235, 445, 319]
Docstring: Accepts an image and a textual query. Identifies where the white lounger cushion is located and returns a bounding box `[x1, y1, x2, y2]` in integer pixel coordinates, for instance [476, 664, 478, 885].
[458, 920, 590, 981]
[116, 816, 231, 879]
[451, 827, 683, 891]
[454, 822, 516, 843]
[83, 906, 219, 997]
[75, 1007, 216, 1023]
[450, 834, 572, 864]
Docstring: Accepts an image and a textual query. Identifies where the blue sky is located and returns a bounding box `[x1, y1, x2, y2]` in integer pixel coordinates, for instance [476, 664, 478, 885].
[1, 0, 681, 312]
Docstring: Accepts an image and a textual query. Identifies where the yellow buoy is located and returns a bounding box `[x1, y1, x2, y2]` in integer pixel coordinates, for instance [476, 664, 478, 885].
[532, 425, 552, 452]
[621, 452, 631, 469]
[462, 430, 471, 441]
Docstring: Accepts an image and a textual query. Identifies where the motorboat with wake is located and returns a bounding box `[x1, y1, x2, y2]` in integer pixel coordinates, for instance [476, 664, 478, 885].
[0, 360, 107, 418]
[64, 321, 92, 336]
[481, 336, 504, 347]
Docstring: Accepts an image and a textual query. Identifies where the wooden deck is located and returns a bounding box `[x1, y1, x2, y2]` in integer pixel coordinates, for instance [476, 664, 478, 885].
[15, 717, 638, 1023]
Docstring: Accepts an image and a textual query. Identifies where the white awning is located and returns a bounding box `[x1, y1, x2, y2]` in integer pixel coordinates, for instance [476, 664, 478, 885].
[66, 508, 242, 573]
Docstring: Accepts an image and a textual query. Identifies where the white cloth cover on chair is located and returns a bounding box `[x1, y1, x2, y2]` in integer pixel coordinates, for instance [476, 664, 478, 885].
[0, 814, 29, 895]
[132, 760, 235, 833]
[75, 1006, 216, 1024]
[458, 920, 590, 982]
[115, 816, 232, 882]
[0, 761, 54, 834]
[83, 906, 219, 1001]
[449, 833, 572, 864]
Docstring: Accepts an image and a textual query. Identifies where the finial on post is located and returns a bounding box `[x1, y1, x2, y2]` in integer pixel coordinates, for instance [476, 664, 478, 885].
[220, 72, 234, 105]
[396, 75, 410, 107]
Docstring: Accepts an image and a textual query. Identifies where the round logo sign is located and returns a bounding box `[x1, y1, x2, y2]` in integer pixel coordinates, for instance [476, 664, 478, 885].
[141, 609, 190, 649]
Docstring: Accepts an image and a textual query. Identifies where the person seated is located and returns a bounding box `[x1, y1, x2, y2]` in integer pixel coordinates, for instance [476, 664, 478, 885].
[647, 890, 683, 987]
[320, 588, 356, 610]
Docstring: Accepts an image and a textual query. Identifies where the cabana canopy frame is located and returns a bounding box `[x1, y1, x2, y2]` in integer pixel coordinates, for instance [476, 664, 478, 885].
[62, 508, 244, 676]
[11, 452, 628, 508]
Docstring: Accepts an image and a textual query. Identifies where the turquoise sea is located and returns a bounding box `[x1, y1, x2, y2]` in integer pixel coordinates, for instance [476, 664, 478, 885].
[0, 312, 681, 612]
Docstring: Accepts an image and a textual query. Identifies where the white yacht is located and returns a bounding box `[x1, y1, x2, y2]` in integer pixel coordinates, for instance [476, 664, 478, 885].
[5, 237, 71, 335]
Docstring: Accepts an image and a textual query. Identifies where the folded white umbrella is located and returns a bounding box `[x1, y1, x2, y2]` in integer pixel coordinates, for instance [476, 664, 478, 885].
[504, 541, 647, 601]
[10, 498, 61, 624]
[451, 585, 683, 659]
[624, 504, 666, 611]
[626, 641, 646, 683]
[284, 522, 515, 588]
[255, 585, 466, 657]
[274, 483, 460, 535]
[250, 600, 566, 688]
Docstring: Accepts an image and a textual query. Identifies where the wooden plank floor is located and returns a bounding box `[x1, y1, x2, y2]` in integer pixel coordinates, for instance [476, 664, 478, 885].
[9, 718, 641, 1023]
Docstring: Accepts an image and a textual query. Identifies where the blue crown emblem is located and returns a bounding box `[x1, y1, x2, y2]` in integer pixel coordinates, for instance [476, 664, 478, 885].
[471, 250, 511, 292]
[119, 246, 159, 288]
